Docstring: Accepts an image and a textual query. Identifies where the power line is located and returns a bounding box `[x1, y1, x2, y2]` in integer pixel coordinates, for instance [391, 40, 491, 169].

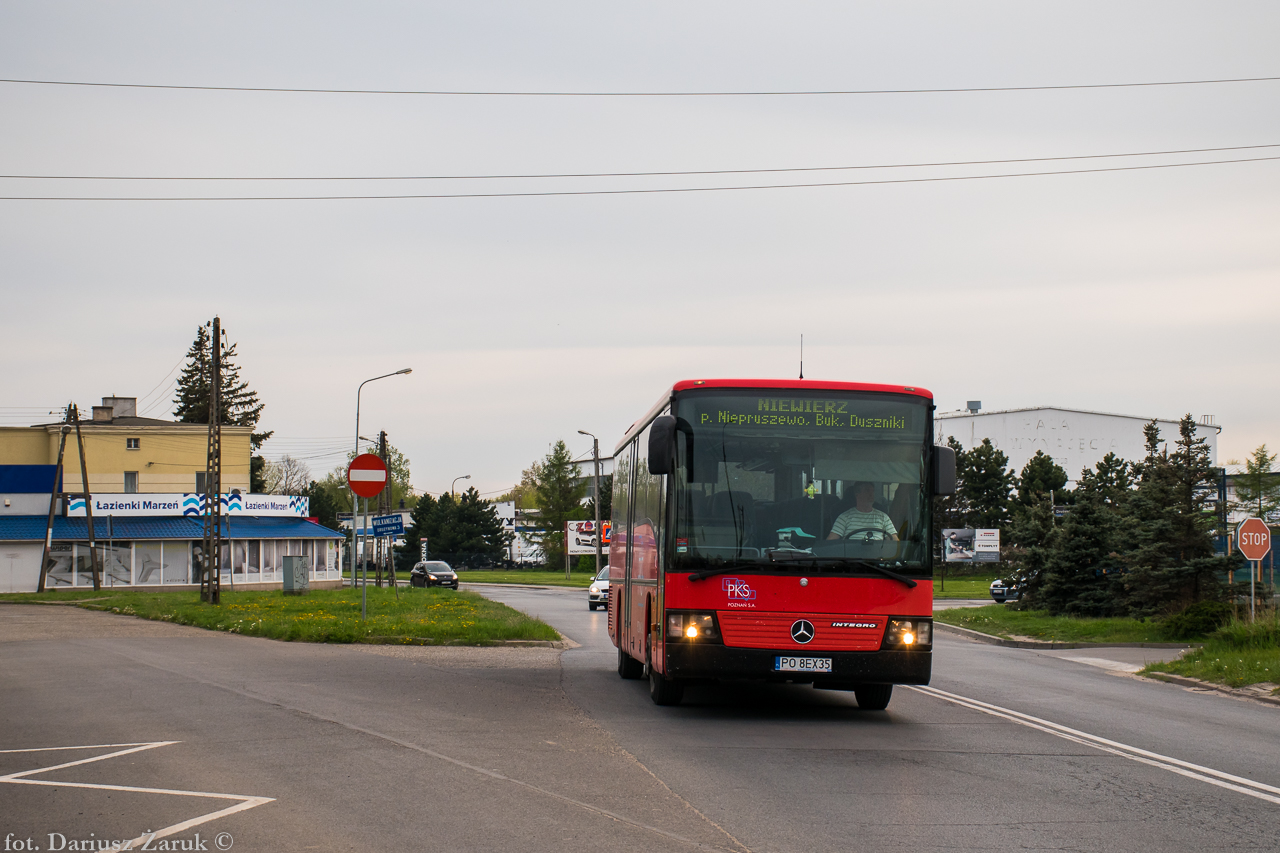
[2, 75, 1278, 96]
[4, 143, 1276, 182]
[2, 154, 1276, 201]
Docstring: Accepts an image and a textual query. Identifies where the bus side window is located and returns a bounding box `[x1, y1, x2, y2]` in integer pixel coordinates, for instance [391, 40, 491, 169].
[611, 441, 633, 580]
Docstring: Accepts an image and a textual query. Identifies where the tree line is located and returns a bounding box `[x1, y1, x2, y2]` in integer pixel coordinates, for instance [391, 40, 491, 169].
[939, 415, 1276, 618]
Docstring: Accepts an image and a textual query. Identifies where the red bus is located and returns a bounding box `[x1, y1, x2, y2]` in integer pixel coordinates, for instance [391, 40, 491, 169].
[607, 379, 956, 709]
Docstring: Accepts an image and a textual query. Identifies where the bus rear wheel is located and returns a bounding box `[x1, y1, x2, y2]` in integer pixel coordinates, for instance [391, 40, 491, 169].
[649, 667, 684, 706]
[854, 683, 893, 710]
[618, 646, 644, 680]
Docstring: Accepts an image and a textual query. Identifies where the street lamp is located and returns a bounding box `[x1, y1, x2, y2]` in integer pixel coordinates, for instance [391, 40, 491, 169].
[352, 369, 412, 609]
[451, 475, 471, 497]
[578, 430, 602, 580]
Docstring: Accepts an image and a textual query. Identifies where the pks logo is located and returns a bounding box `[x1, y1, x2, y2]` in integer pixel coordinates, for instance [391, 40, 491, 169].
[722, 577, 756, 600]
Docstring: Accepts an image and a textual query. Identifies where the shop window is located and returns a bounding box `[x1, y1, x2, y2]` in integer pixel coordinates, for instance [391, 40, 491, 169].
[163, 542, 189, 584]
[105, 542, 132, 586]
[248, 541, 261, 576]
[136, 543, 163, 585]
[74, 545, 97, 587]
[126, 438, 140, 450]
[124, 472, 138, 493]
[46, 545, 72, 586]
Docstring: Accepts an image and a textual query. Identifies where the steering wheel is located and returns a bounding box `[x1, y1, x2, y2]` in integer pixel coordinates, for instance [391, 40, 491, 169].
[841, 527, 889, 542]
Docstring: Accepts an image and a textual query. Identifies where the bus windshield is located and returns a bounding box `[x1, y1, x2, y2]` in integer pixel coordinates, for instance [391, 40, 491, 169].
[670, 389, 930, 575]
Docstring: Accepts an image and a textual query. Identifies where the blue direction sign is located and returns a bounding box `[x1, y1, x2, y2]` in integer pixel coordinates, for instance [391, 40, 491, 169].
[371, 514, 406, 537]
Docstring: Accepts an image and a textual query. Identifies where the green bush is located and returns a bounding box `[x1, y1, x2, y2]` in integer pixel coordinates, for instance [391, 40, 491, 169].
[1161, 600, 1233, 640]
[1210, 611, 1280, 649]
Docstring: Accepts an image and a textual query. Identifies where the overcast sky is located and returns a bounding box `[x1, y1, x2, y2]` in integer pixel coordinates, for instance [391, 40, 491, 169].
[1, 2, 1277, 495]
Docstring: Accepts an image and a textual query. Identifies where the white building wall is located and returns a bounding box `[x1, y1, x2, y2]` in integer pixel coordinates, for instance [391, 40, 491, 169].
[937, 408, 1220, 485]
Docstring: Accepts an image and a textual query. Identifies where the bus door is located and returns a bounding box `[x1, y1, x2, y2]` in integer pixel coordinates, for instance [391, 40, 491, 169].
[631, 418, 666, 669]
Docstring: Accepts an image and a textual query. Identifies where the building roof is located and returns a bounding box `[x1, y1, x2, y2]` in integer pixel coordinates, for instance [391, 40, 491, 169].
[0, 515, 343, 541]
[227, 517, 344, 539]
[936, 405, 1222, 432]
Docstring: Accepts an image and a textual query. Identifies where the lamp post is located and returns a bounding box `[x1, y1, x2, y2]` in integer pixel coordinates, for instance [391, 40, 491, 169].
[451, 475, 471, 498]
[578, 430, 602, 578]
[352, 369, 411, 595]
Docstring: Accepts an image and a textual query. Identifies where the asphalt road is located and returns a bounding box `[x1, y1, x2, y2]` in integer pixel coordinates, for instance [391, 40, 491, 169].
[2, 590, 1277, 853]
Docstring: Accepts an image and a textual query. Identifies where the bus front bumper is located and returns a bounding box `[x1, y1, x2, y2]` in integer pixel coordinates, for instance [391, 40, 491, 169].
[665, 644, 931, 686]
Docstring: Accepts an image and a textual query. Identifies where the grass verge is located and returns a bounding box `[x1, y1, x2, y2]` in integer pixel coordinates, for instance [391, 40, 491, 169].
[1141, 613, 1280, 691]
[934, 604, 1184, 644]
[933, 573, 999, 600]
[0, 587, 560, 645]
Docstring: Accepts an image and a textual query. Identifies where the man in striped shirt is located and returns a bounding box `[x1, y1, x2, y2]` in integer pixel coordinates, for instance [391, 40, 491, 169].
[827, 482, 898, 541]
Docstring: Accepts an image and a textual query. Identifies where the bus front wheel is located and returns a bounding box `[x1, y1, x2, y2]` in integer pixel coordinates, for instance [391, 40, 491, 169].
[618, 646, 644, 680]
[854, 683, 893, 710]
[649, 666, 684, 706]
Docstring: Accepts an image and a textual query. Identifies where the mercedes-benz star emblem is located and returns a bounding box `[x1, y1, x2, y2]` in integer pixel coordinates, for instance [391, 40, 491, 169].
[790, 620, 815, 644]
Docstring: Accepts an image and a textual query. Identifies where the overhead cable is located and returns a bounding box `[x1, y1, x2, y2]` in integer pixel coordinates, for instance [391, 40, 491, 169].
[2, 75, 1278, 96]
[2, 154, 1277, 201]
[4, 143, 1277, 182]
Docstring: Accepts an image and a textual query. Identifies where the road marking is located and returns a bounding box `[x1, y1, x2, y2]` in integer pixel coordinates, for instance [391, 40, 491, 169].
[1057, 655, 1142, 673]
[0, 741, 274, 848]
[909, 685, 1280, 806]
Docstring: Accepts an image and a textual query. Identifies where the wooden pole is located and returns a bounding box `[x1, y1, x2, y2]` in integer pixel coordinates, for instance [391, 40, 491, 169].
[71, 405, 102, 591]
[36, 411, 71, 593]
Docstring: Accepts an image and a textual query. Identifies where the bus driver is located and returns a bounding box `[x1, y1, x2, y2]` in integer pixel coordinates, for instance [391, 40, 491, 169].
[827, 481, 899, 541]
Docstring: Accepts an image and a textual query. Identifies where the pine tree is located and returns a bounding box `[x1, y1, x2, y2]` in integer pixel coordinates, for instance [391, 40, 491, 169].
[1035, 494, 1123, 616]
[961, 439, 1015, 530]
[172, 323, 273, 450]
[397, 488, 510, 570]
[1120, 417, 1232, 614]
[1229, 445, 1280, 522]
[1015, 451, 1068, 509]
[526, 440, 588, 567]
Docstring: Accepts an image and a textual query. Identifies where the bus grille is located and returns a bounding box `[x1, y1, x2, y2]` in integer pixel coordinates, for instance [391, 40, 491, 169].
[717, 612, 885, 651]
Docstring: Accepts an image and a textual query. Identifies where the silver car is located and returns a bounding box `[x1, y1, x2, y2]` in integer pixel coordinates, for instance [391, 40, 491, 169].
[587, 565, 610, 610]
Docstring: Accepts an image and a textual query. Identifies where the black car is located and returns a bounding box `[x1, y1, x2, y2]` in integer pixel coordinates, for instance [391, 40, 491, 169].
[989, 577, 1022, 603]
[410, 560, 459, 589]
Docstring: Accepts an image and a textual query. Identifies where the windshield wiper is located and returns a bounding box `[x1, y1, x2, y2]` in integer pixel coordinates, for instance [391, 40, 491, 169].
[688, 562, 763, 582]
[762, 555, 918, 588]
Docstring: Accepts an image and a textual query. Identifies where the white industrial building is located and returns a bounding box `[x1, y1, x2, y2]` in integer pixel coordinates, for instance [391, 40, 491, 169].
[936, 405, 1221, 486]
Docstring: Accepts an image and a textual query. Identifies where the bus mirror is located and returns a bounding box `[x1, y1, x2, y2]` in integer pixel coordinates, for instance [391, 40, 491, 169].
[934, 446, 957, 496]
[648, 416, 677, 475]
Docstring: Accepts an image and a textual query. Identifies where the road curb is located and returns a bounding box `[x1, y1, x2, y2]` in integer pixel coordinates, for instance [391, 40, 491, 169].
[934, 621, 1198, 650]
[1143, 672, 1280, 707]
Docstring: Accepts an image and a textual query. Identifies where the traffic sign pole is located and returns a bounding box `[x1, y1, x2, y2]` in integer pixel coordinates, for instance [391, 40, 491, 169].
[1236, 517, 1271, 622]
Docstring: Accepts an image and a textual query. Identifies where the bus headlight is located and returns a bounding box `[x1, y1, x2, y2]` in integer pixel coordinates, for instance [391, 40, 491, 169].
[884, 619, 932, 649]
[666, 611, 721, 642]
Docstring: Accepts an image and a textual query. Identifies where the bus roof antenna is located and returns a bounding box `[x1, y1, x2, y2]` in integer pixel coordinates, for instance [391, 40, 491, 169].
[799, 334, 804, 380]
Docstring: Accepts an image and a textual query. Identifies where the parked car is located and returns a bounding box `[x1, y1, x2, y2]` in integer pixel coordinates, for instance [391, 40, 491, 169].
[587, 565, 611, 611]
[410, 560, 459, 590]
[989, 577, 1022, 603]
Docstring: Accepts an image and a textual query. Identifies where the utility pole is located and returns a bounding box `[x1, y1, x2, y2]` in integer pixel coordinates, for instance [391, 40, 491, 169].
[72, 405, 102, 591]
[37, 411, 71, 593]
[200, 316, 223, 605]
[578, 430, 603, 577]
[36, 404, 102, 592]
[376, 430, 390, 588]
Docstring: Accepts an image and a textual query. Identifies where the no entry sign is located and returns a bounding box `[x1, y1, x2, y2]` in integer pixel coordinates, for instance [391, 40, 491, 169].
[1237, 517, 1271, 562]
[347, 454, 389, 499]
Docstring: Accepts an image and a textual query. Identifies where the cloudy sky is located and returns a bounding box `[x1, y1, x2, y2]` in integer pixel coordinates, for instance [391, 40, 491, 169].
[2, 2, 1277, 495]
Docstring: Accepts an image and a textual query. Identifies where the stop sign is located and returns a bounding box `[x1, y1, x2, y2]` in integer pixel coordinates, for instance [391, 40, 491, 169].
[347, 453, 389, 499]
[1237, 517, 1271, 562]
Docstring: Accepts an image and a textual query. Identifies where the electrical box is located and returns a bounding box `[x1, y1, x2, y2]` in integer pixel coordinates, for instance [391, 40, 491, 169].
[282, 555, 308, 596]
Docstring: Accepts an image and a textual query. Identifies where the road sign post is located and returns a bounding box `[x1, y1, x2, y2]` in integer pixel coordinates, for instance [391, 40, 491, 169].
[348, 454, 389, 620]
[1237, 517, 1271, 621]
